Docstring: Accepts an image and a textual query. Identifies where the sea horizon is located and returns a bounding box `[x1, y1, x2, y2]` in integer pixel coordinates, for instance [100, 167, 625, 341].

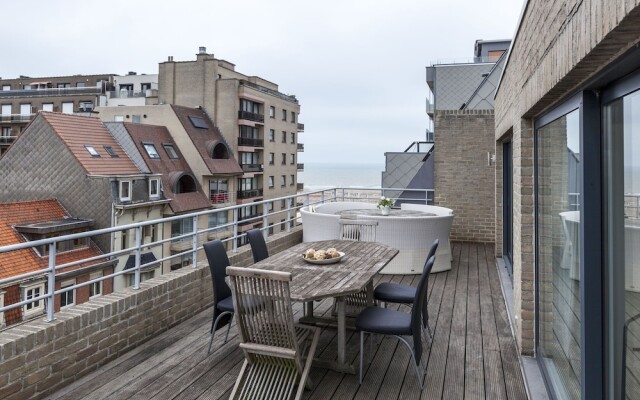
[299, 162, 384, 191]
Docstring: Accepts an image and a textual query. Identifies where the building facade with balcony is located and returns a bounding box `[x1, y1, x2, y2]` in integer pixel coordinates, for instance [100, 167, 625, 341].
[157, 48, 303, 235]
[494, 2, 640, 399]
[0, 113, 169, 291]
[0, 74, 114, 156]
[105, 72, 159, 107]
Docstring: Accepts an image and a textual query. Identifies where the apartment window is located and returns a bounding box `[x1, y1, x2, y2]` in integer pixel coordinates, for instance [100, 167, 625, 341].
[269, 129, 275, 142]
[57, 83, 71, 89]
[89, 272, 102, 298]
[0, 290, 4, 326]
[280, 219, 286, 231]
[20, 103, 31, 116]
[291, 111, 295, 123]
[290, 175, 295, 186]
[268, 176, 274, 188]
[79, 101, 93, 112]
[290, 132, 295, 144]
[149, 178, 160, 198]
[281, 153, 286, 165]
[85, 145, 100, 157]
[104, 146, 119, 158]
[291, 154, 295, 165]
[268, 226, 274, 235]
[42, 103, 54, 112]
[76, 82, 85, 88]
[60, 280, 75, 308]
[163, 144, 179, 159]
[128, 271, 154, 286]
[208, 211, 228, 229]
[1, 104, 11, 115]
[132, 115, 142, 124]
[141, 83, 152, 91]
[238, 177, 257, 191]
[61, 102, 74, 114]
[269, 106, 275, 118]
[240, 99, 260, 114]
[120, 180, 131, 201]
[268, 152, 275, 165]
[22, 283, 44, 316]
[282, 109, 287, 121]
[281, 199, 286, 209]
[2, 127, 10, 137]
[281, 175, 286, 187]
[171, 217, 193, 242]
[143, 143, 160, 159]
[143, 224, 158, 244]
[121, 228, 129, 250]
[209, 179, 229, 203]
[267, 202, 274, 212]
[239, 205, 258, 220]
[2, 85, 9, 91]
[114, 115, 124, 122]
[240, 152, 259, 166]
[23, 84, 32, 90]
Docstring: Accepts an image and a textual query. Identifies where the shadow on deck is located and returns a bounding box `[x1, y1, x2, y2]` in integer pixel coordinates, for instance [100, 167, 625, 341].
[47, 242, 528, 400]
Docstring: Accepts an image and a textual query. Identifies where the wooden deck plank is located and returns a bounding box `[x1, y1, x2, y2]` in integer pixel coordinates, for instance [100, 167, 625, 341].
[47, 242, 529, 400]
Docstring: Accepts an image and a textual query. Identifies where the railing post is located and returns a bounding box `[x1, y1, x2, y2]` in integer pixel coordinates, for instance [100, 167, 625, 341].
[262, 203, 269, 240]
[192, 216, 198, 268]
[134, 226, 142, 289]
[287, 197, 292, 233]
[425, 189, 429, 205]
[341, 188, 345, 201]
[321, 191, 325, 204]
[333, 188, 337, 202]
[232, 208, 239, 253]
[305, 193, 310, 207]
[46, 243, 56, 322]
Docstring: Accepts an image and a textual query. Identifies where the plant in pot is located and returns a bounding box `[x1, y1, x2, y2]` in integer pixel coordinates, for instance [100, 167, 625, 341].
[377, 196, 395, 216]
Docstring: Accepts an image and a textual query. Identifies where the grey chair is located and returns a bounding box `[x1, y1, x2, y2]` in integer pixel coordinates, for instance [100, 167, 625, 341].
[204, 240, 234, 354]
[373, 239, 439, 337]
[355, 256, 435, 388]
[246, 228, 269, 263]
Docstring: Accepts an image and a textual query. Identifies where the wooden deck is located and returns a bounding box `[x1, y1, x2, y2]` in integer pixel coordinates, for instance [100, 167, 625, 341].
[47, 242, 528, 400]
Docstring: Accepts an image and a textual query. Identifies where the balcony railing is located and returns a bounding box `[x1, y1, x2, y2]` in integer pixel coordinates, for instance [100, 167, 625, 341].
[237, 137, 264, 147]
[297, 183, 304, 190]
[237, 110, 265, 123]
[238, 214, 260, 225]
[0, 86, 102, 98]
[297, 163, 304, 171]
[426, 98, 434, 115]
[0, 136, 17, 144]
[0, 186, 433, 325]
[239, 80, 299, 104]
[0, 114, 35, 123]
[237, 188, 263, 199]
[210, 192, 231, 204]
[240, 164, 263, 173]
[108, 89, 158, 99]
[297, 143, 304, 152]
[297, 123, 304, 132]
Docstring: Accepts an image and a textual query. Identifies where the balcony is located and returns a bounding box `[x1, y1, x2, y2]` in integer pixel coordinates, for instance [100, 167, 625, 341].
[297, 122, 304, 132]
[238, 213, 260, 226]
[426, 128, 434, 143]
[0, 114, 35, 123]
[297, 143, 304, 152]
[297, 182, 304, 190]
[0, 136, 17, 145]
[240, 163, 263, 173]
[107, 89, 158, 99]
[0, 86, 102, 98]
[297, 163, 304, 171]
[0, 188, 527, 400]
[237, 137, 264, 148]
[239, 80, 299, 104]
[426, 98, 434, 116]
[209, 192, 232, 204]
[237, 110, 264, 123]
[237, 188, 263, 199]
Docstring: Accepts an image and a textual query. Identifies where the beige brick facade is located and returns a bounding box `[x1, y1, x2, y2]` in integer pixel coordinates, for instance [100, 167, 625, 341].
[495, 0, 640, 355]
[434, 109, 496, 243]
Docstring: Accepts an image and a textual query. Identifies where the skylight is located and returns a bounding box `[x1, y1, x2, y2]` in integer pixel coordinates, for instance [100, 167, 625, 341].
[85, 145, 100, 157]
[143, 143, 160, 159]
[104, 146, 119, 158]
[163, 144, 179, 159]
[189, 116, 208, 129]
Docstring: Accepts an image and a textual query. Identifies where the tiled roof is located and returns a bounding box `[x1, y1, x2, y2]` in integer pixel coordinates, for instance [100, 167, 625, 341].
[170, 105, 244, 175]
[0, 199, 105, 281]
[120, 123, 211, 213]
[40, 112, 141, 176]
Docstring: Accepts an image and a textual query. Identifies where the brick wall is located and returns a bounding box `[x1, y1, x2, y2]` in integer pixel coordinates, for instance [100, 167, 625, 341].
[0, 229, 302, 400]
[434, 109, 495, 242]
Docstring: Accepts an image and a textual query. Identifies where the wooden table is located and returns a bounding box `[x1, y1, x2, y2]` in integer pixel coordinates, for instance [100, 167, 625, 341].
[251, 239, 398, 373]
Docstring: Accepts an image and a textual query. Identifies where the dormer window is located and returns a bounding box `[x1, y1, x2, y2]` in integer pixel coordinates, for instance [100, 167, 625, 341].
[163, 144, 179, 159]
[143, 143, 160, 159]
[189, 116, 208, 129]
[120, 180, 131, 201]
[176, 175, 196, 194]
[149, 178, 160, 198]
[85, 145, 100, 157]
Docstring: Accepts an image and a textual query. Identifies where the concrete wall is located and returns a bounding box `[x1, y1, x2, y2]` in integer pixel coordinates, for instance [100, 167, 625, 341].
[494, 0, 640, 355]
[0, 228, 302, 400]
[434, 110, 495, 242]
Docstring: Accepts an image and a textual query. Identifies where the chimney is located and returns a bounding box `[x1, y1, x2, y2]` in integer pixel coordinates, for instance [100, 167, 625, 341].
[199, 46, 207, 54]
[168, 56, 174, 62]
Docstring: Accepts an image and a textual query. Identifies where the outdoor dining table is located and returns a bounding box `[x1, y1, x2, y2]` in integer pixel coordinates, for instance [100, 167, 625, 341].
[250, 239, 399, 373]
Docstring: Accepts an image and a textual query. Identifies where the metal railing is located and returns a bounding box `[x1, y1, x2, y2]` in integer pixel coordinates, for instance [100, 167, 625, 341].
[237, 137, 264, 147]
[239, 80, 299, 104]
[0, 187, 434, 326]
[237, 110, 265, 123]
[297, 143, 304, 151]
[209, 192, 232, 204]
[0, 136, 17, 144]
[297, 123, 304, 131]
[625, 194, 640, 219]
[431, 55, 502, 65]
[237, 189, 263, 199]
[0, 87, 102, 98]
[297, 163, 304, 171]
[240, 164, 263, 173]
[0, 114, 35, 123]
[108, 89, 157, 99]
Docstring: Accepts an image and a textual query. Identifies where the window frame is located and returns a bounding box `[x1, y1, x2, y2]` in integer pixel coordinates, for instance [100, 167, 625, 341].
[143, 142, 161, 159]
[163, 144, 179, 159]
[89, 272, 103, 298]
[22, 282, 45, 317]
[149, 178, 161, 198]
[120, 180, 132, 201]
[60, 280, 75, 309]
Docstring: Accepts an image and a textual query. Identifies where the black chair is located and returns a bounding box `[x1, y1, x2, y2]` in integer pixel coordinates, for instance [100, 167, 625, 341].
[373, 239, 438, 336]
[355, 256, 435, 388]
[204, 240, 234, 354]
[246, 228, 269, 263]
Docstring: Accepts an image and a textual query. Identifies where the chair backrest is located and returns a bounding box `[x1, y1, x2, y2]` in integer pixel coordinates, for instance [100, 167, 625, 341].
[246, 228, 269, 262]
[204, 240, 232, 308]
[412, 255, 435, 365]
[339, 219, 378, 242]
[226, 267, 300, 354]
[426, 239, 439, 269]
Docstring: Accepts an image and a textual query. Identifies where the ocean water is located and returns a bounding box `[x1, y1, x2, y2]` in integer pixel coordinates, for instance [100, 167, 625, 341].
[299, 162, 383, 191]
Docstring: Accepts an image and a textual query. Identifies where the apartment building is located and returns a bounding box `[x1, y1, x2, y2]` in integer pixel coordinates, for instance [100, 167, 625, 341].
[157, 48, 304, 235]
[0, 74, 114, 156]
[0, 199, 114, 329]
[0, 112, 169, 291]
[105, 72, 159, 107]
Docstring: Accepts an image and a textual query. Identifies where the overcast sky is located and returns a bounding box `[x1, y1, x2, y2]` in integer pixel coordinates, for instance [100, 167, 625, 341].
[1, 0, 523, 165]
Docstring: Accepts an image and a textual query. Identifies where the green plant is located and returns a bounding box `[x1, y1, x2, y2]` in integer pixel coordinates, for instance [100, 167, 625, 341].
[377, 196, 395, 208]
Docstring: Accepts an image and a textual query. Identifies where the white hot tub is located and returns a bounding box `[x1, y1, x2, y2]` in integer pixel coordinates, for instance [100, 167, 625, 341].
[300, 202, 454, 274]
